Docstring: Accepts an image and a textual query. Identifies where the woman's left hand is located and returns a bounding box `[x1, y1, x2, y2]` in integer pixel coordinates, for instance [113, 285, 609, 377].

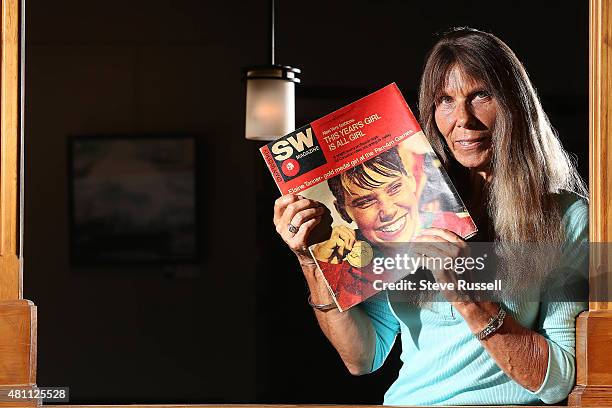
[412, 227, 472, 303]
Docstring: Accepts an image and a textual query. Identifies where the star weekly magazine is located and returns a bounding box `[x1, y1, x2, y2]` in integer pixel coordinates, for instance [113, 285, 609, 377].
[261, 83, 477, 311]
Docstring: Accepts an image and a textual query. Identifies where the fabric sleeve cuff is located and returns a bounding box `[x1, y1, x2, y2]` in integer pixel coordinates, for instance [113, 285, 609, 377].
[369, 301, 397, 372]
[363, 295, 398, 372]
[527, 339, 575, 404]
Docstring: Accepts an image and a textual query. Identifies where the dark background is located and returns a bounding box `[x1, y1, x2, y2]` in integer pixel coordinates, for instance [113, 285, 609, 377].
[23, 0, 588, 404]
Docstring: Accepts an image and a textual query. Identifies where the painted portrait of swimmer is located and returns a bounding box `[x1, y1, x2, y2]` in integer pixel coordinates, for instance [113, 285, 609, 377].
[310, 134, 475, 310]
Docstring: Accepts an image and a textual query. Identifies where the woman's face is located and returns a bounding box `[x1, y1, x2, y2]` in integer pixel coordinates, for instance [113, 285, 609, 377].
[434, 65, 497, 171]
[343, 167, 419, 246]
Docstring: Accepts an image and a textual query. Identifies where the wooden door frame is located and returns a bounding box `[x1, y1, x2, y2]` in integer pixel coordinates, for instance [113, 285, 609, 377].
[568, 0, 612, 404]
[0, 0, 609, 406]
[0, 0, 37, 406]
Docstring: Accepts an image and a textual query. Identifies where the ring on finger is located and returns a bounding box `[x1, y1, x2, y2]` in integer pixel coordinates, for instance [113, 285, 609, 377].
[288, 223, 299, 234]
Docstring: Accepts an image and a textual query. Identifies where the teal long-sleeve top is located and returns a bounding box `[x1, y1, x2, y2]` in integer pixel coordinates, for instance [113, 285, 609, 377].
[359, 192, 588, 406]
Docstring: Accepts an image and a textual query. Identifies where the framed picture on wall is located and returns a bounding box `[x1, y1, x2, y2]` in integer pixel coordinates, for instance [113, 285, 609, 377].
[68, 134, 199, 266]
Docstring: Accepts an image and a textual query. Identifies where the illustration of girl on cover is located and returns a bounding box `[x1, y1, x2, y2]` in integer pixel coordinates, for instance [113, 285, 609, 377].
[309, 134, 475, 311]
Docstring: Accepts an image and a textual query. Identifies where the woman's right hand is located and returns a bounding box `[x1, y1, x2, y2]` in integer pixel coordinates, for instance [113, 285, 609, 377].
[274, 196, 375, 376]
[273, 195, 326, 264]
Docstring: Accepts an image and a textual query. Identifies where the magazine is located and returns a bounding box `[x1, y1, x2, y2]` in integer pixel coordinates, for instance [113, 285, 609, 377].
[260, 83, 477, 311]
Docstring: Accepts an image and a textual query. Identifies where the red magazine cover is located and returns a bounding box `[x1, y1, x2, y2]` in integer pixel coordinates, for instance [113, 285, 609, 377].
[261, 83, 477, 311]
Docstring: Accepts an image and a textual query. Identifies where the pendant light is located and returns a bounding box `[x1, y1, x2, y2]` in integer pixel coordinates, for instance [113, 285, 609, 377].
[244, 0, 300, 141]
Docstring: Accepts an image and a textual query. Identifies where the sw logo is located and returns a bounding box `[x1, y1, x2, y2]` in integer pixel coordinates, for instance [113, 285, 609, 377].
[271, 125, 326, 182]
[271, 127, 315, 161]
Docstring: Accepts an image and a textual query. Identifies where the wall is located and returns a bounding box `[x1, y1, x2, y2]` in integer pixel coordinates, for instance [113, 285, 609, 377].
[24, 0, 266, 403]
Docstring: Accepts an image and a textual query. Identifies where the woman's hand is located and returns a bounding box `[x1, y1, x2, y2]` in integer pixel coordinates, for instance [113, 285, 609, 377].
[415, 229, 549, 391]
[312, 226, 356, 264]
[413, 227, 468, 268]
[273, 194, 326, 265]
[274, 196, 379, 377]
[412, 227, 471, 303]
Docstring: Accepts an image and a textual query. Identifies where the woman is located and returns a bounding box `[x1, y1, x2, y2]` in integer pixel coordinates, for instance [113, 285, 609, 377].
[272, 27, 588, 405]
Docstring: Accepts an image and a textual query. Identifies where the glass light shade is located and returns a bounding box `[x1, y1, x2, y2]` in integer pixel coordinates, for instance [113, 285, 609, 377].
[244, 66, 299, 141]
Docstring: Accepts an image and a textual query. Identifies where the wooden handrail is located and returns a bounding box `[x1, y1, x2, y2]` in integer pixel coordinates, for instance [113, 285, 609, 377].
[44, 405, 562, 408]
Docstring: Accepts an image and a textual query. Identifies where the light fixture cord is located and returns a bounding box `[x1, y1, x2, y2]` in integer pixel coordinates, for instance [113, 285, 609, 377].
[270, 0, 275, 65]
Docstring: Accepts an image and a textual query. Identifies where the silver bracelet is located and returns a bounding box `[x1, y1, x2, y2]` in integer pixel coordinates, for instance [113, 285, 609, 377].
[307, 293, 338, 311]
[475, 305, 506, 340]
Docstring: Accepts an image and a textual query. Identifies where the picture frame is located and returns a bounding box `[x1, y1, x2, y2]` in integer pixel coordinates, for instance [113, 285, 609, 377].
[67, 134, 199, 266]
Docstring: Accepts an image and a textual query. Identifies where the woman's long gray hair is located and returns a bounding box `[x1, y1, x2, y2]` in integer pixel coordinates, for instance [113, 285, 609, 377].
[418, 27, 587, 245]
